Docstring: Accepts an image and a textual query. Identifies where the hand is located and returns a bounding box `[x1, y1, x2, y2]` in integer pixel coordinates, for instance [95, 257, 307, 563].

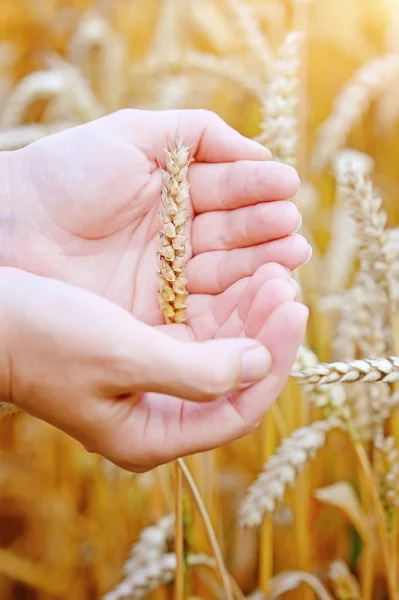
[4, 109, 310, 329]
[0, 266, 306, 471]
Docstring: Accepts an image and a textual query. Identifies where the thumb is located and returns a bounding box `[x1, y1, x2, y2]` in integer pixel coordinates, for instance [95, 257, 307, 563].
[124, 323, 273, 401]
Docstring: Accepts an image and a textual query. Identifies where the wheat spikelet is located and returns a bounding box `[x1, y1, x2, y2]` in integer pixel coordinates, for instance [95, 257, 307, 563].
[293, 357, 399, 385]
[292, 345, 318, 372]
[103, 514, 214, 600]
[257, 31, 303, 167]
[239, 421, 336, 527]
[328, 561, 361, 600]
[311, 53, 399, 171]
[157, 136, 191, 324]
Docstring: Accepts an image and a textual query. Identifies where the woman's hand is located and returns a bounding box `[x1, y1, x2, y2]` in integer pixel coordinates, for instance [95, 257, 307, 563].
[3, 109, 310, 327]
[0, 265, 307, 472]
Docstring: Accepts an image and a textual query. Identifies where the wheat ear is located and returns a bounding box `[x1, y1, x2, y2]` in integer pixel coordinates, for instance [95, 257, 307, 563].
[104, 553, 215, 600]
[257, 31, 303, 167]
[292, 357, 399, 385]
[157, 136, 190, 324]
[239, 421, 336, 527]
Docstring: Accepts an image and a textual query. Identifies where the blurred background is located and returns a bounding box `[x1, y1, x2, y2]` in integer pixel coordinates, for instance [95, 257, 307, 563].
[1, 0, 399, 599]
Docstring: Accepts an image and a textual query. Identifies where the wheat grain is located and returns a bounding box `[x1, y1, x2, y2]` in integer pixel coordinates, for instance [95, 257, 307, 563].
[311, 53, 399, 171]
[239, 421, 336, 527]
[293, 356, 399, 385]
[157, 136, 190, 324]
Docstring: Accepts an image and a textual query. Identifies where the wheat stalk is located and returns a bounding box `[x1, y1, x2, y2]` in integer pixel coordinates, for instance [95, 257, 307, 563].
[239, 421, 336, 527]
[157, 136, 190, 324]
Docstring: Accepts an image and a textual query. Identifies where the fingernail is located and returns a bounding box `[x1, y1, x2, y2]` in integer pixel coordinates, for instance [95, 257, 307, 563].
[304, 244, 313, 264]
[293, 213, 302, 233]
[241, 345, 272, 385]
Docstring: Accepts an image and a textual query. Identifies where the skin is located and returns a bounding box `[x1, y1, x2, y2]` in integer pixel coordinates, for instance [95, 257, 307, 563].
[0, 109, 310, 472]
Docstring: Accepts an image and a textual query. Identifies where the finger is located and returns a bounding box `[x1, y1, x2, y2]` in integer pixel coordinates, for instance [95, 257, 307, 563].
[111, 319, 272, 403]
[189, 160, 300, 213]
[237, 263, 292, 318]
[229, 302, 309, 425]
[245, 279, 299, 338]
[192, 201, 301, 254]
[166, 301, 308, 456]
[187, 278, 249, 340]
[188, 263, 292, 340]
[215, 278, 298, 339]
[187, 234, 311, 294]
[110, 109, 272, 163]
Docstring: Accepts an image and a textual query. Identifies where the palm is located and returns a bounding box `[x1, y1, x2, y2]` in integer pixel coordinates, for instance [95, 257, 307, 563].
[12, 109, 308, 339]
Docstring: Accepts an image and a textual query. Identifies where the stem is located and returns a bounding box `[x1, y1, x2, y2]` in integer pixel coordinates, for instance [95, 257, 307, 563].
[177, 458, 234, 600]
[353, 440, 397, 599]
[259, 412, 275, 592]
[174, 461, 184, 600]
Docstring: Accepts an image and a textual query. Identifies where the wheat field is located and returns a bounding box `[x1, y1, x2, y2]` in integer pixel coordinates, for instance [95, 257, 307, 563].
[1, 0, 399, 598]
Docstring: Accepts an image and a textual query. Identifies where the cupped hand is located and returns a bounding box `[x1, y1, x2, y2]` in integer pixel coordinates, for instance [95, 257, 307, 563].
[0, 265, 307, 472]
[4, 109, 310, 326]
